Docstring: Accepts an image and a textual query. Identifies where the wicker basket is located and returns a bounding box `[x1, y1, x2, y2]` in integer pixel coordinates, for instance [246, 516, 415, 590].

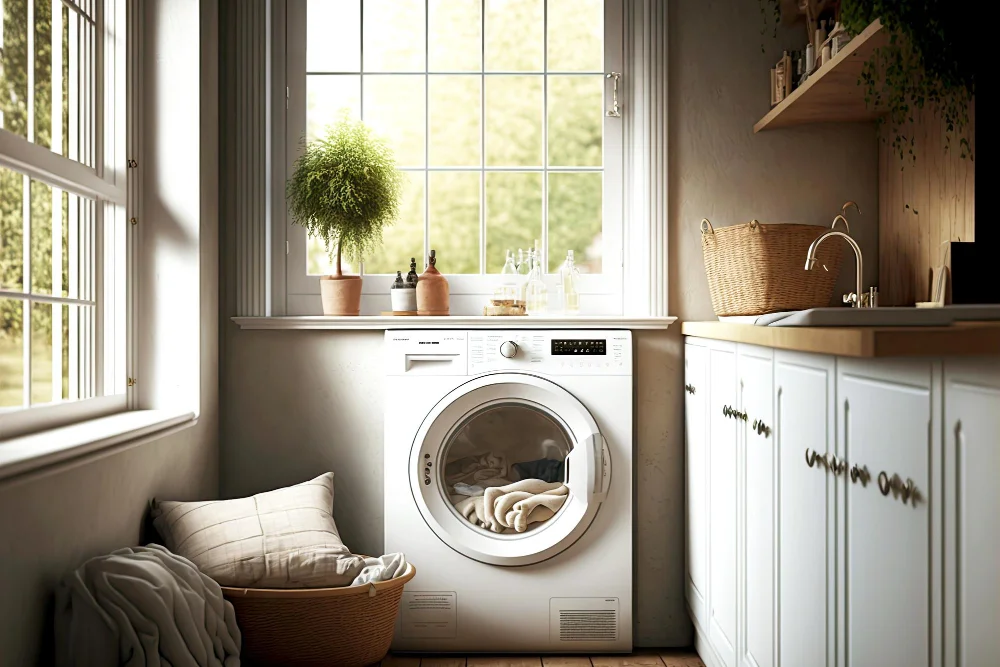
[221, 562, 416, 667]
[700, 218, 845, 317]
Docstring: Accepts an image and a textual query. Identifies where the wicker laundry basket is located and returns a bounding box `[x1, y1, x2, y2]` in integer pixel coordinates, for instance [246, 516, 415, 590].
[221, 562, 416, 667]
[700, 218, 845, 317]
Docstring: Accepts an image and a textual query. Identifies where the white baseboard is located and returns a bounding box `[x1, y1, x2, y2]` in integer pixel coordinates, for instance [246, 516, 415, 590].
[687, 603, 724, 667]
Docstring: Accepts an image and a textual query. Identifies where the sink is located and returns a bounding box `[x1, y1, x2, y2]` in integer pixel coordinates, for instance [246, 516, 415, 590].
[765, 305, 1000, 327]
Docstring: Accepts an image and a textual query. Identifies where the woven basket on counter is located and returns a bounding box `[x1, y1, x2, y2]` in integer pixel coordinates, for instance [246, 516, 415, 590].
[221, 562, 416, 667]
[700, 218, 845, 317]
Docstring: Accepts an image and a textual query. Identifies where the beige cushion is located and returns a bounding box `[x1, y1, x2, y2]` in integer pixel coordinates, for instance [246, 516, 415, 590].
[152, 472, 365, 588]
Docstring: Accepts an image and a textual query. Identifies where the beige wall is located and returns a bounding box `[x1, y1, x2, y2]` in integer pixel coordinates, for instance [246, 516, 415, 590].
[0, 1, 220, 664]
[217, 0, 878, 648]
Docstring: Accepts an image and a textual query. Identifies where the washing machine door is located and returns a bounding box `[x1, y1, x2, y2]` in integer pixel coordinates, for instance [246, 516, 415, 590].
[409, 373, 611, 566]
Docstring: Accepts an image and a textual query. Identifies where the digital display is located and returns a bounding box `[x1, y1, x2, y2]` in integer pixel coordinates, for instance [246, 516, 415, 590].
[551, 339, 607, 356]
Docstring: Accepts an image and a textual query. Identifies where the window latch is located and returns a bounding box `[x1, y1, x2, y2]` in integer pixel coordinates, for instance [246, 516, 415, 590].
[606, 72, 621, 117]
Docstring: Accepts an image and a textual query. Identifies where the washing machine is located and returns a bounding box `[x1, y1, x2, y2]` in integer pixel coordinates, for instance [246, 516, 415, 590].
[384, 329, 632, 654]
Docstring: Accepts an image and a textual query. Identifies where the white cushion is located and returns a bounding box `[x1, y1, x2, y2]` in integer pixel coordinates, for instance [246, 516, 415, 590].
[152, 472, 365, 588]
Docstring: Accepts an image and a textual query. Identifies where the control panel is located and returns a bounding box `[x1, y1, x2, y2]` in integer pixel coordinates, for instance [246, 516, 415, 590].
[468, 330, 631, 375]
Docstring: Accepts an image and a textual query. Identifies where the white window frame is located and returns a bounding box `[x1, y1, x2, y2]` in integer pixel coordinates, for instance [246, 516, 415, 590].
[0, 0, 131, 441]
[281, 0, 625, 316]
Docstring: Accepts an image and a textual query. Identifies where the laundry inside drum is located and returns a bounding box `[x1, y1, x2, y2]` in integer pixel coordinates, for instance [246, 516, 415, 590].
[442, 402, 572, 535]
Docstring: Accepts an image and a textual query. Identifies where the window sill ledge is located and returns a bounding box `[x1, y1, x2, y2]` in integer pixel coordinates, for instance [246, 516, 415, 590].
[231, 315, 677, 331]
[0, 410, 196, 483]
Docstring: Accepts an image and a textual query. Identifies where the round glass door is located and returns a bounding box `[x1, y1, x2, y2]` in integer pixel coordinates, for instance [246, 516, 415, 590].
[410, 373, 611, 566]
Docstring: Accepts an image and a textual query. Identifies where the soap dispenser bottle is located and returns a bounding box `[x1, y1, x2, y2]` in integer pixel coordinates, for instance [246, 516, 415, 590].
[416, 249, 450, 316]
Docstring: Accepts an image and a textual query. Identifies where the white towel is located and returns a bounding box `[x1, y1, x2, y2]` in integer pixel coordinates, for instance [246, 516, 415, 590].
[55, 544, 241, 667]
[350, 553, 409, 586]
[506, 488, 569, 532]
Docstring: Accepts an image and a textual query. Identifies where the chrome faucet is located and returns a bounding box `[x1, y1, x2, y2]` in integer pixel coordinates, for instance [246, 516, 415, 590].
[805, 229, 877, 308]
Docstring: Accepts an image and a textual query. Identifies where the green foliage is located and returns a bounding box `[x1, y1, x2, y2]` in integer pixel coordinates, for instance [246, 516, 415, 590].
[287, 113, 403, 274]
[840, 0, 974, 163]
[758, 0, 974, 163]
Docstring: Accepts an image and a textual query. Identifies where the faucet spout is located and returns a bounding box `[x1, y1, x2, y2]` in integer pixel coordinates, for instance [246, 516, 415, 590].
[805, 230, 864, 308]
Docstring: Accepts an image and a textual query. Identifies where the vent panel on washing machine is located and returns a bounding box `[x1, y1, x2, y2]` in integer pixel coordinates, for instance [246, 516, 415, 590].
[550, 597, 619, 643]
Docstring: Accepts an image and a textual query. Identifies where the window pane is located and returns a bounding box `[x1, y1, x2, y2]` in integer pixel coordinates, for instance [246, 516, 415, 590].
[0, 298, 24, 408]
[429, 172, 479, 274]
[307, 233, 354, 276]
[364, 75, 425, 167]
[0, 165, 24, 291]
[307, 74, 360, 142]
[485, 76, 541, 167]
[485, 0, 542, 72]
[547, 75, 603, 167]
[30, 178, 51, 292]
[363, 0, 425, 72]
[547, 0, 603, 72]
[30, 300, 52, 403]
[548, 172, 602, 273]
[0, 0, 29, 139]
[363, 171, 424, 274]
[429, 75, 480, 167]
[307, 0, 360, 72]
[429, 0, 481, 72]
[485, 171, 541, 273]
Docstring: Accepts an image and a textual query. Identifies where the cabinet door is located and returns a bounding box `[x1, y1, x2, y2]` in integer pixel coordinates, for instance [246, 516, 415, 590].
[944, 360, 1000, 667]
[739, 346, 775, 667]
[685, 342, 710, 628]
[775, 351, 835, 667]
[709, 344, 739, 667]
[839, 360, 935, 667]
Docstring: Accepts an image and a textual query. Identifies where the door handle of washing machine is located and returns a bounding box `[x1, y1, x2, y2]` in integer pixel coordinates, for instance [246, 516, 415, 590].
[588, 432, 611, 503]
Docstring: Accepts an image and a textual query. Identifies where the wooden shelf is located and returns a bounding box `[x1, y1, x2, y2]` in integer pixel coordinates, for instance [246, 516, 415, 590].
[755, 19, 887, 133]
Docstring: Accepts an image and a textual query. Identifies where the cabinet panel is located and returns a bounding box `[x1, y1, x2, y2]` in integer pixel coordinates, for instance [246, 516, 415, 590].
[944, 361, 1000, 667]
[709, 345, 739, 667]
[839, 361, 933, 667]
[739, 347, 775, 667]
[775, 352, 835, 667]
[685, 342, 710, 627]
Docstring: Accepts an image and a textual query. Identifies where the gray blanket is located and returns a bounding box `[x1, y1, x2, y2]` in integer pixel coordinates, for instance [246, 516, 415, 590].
[55, 544, 241, 667]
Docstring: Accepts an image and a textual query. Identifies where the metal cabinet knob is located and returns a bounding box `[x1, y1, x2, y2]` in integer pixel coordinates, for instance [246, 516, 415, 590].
[850, 464, 870, 486]
[805, 448, 817, 467]
[829, 455, 847, 475]
[878, 471, 891, 496]
[685, 384, 696, 395]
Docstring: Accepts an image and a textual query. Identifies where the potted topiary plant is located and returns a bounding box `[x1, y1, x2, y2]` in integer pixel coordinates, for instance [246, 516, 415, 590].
[287, 114, 403, 315]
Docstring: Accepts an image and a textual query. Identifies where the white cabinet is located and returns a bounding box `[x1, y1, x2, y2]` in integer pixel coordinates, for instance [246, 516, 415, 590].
[774, 351, 836, 667]
[684, 337, 1000, 667]
[944, 359, 1000, 667]
[738, 346, 774, 667]
[838, 359, 936, 667]
[685, 342, 710, 628]
[708, 344, 739, 667]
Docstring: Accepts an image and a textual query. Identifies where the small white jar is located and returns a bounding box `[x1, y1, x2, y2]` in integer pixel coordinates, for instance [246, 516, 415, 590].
[391, 286, 417, 312]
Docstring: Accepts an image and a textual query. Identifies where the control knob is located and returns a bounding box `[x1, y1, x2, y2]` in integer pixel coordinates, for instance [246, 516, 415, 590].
[499, 341, 518, 359]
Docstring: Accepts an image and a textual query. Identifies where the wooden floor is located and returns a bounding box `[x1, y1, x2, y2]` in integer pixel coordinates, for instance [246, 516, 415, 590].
[378, 650, 706, 666]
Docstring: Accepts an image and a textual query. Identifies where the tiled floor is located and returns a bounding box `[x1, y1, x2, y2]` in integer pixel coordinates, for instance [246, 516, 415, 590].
[378, 651, 706, 666]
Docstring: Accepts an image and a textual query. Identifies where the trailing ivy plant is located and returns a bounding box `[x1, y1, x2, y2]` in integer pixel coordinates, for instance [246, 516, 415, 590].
[286, 114, 403, 276]
[760, 0, 974, 164]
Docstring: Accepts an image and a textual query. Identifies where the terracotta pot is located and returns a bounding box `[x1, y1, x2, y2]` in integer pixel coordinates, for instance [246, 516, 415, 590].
[320, 275, 363, 316]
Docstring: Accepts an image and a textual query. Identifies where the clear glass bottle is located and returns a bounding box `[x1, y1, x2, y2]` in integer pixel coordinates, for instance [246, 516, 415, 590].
[524, 250, 548, 315]
[495, 249, 519, 302]
[516, 248, 531, 303]
[559, 250, 581, 314]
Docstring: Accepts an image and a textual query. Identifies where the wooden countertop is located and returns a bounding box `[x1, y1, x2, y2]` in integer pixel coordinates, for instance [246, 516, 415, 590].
[681, 321, 1000, 358]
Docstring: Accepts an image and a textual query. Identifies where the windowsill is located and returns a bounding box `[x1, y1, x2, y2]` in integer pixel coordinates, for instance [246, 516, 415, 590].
[231, 315, 677, 330]
[0, 410, 196, 483]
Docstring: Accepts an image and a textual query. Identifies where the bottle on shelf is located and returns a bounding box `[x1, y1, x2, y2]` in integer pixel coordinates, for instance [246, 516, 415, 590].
[495, 249, 519, 303]
[557, 250, 581, 315]
[516, 248, 531, 303]
[524, 249, 548, 315]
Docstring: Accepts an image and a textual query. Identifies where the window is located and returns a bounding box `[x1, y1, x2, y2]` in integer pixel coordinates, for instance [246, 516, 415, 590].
[1, 0, 128, 435]
[285, 0, 623, 313]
